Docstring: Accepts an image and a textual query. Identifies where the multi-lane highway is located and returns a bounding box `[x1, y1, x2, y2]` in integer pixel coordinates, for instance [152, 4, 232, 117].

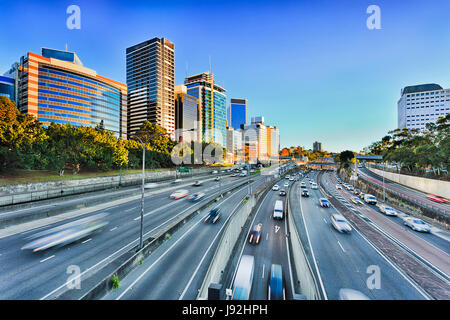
[0, 173, 259, 300]
[288, 171, 431, 300]
[0, 164, 448, 300]
[226, 179, 294, 300]
[103, 174, 269, 300]
[358, 167, 449, 214]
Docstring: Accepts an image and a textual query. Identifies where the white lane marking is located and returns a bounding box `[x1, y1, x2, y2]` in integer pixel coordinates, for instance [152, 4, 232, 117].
[40, 182, 237, 300]
[323, 218, 327, 224]
[262, 264, 265, 279]
[110, 227, 118, 231]
[275, 226, 280, 233]
[300, 182, 328, 300]
[337, 241, 346, 253]
[178, 186, 258, 300]
[82, 238, 92, 244]
[125, 207, 137, 212]
[40, 255, 55, 263]
[266, 233, 269, 240]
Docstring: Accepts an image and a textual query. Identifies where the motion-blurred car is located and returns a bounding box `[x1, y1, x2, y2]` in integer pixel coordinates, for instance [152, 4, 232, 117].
[319, 198, 330, 208]
[358, 192, 365, 199]
[354, 189, 361, 195]
[339, 289, 370, 300]
[193, 180, 202, 186]
[300, 182, 306, 188]
[336, 184, 342, 190]
[426, 194, 449, 204]
[379, 205, 398, 216]
[189, 192, 205, 201]
[272, 185, 280, 191]
[289, 177, 294, 181]
[144, 183, 158, 189]
[171, 179, 182, 184]
[279, 190, 287, 196]
[215, 176, 221, 181]
[311, 182, 318, 190]
[211, 170, 218, 174]
[204, 208, 221, 223]
[301, 189, 309, 197]
[268, 264, 286, 300]
[331, 214, 352, 233]
[351, 197, 363, 205]
[21, 213, 109, 252]
[170, 189, 189, 199]
[248, 223, 262, 244]
[284, 182, 289, 188]
[404, 217, 431, 232]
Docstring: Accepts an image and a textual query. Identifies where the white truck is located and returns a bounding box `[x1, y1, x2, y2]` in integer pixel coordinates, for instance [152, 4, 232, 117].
[273, 200, 284, 220]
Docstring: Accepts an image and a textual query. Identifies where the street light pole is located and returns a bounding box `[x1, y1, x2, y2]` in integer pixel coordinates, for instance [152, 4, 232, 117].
[383, 161, 386, 202]
[131, 128, 194, 250]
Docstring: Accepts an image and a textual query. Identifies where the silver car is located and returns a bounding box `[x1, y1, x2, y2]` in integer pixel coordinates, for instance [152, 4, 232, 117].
[404, 217, 431, 232]
[379, 205, 398, 216]
[331, 214, 352, 233]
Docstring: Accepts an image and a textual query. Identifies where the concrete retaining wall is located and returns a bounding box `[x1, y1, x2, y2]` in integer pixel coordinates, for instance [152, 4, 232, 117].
[367, 167, 450, 199]
[286, 186, 321, 300]
[0, 167, 221, 207]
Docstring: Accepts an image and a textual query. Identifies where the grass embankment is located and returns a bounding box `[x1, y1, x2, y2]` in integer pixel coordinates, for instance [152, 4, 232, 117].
[0, 168, 168, 186]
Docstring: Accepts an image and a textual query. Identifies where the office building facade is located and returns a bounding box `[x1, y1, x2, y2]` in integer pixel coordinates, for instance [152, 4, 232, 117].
[0, 75, 15, 101]
[175, 84, 200, 142]
[313, 141, 322, 152]
[226, 126, 243, 164]
[126, 38, 175, 137]
[184, 72, 227, 147]
[398, 83, 450, 130]
[15, 48, 127, 138]
[229, 98, 248, 130]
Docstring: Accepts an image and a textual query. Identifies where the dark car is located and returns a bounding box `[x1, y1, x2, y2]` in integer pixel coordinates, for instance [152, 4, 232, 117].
[248, 223, 262, 244]
[204, 208, 221, 223]
[301, 189, 309, 197]
[189, 192, 205, 201]
[319, 198, 331, 208]
[279, 190, 287, 196]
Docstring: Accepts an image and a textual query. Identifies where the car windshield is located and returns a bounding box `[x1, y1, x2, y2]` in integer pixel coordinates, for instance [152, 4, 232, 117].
[385, 207, 393, 211]
[413, 219, 426, 225]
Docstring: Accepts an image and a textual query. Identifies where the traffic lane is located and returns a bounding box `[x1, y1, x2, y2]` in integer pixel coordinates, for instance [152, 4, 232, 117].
[244, 188, 292, 300]
[104, 177, 268, 300]
[0, 177, 252, 299]
[0, 173, 232, 222]
[359, 168, 449, 211]
[329, 173, 450, 255]
[298, 182, 426, 300]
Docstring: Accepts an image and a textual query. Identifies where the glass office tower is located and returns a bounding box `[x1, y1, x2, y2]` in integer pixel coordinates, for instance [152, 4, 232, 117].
[229, 98, 248, 130]
[16, 49, 127, 138]
[126, 37, 175, 137]
[175, 84, 200, 142]
[0, 76, 15, 101]
[184, 72, 227, 147]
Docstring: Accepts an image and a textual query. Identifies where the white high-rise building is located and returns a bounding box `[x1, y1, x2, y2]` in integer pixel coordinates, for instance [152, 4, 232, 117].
[398, 84, 450, 130]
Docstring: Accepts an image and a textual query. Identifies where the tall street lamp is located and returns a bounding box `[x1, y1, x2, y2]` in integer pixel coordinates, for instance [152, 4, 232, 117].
[131, 128, 194, 250]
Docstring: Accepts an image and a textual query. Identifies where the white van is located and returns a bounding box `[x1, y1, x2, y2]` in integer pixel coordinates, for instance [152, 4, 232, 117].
[364, 194, 377, 205]
[273, 200, 284, 220]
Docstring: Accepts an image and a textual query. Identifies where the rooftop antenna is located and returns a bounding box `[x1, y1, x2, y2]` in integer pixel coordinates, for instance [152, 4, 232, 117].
[185, 61, 188, 79]
[65, 43, 68, 51]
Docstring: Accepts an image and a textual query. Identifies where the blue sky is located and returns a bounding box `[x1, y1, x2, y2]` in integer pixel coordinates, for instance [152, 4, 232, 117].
[1, 0, 449, 152]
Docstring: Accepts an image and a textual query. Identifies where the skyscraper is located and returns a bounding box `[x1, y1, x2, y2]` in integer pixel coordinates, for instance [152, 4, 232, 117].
[397, 83, 450, 130]
[313, 141, 323, 152]
[126, 37, 175, 137]
[184, 72, 227, 146]
[175, 84, 200, 142]
[15, 48, 127, 138]
[229, 98, 248, 130]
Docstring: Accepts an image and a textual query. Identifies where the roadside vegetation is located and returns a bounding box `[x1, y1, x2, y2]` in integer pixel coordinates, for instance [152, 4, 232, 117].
[362, 114, 449, 180]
